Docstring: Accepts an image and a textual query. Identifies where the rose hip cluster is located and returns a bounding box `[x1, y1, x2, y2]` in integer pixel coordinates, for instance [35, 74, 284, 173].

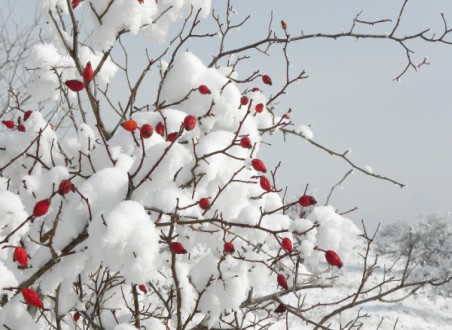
[122, 114, 197, 142]
[2, 110, 34, 133]
[276, 246, 343, 293]
[63, 62, 95, 93]
[9, 178, 76, 309]
[100, 80, 337, 308]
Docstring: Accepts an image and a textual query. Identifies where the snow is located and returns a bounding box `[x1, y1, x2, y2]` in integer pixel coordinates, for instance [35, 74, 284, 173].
[19, 166, 70, 207]
[27, 43, 71, 101]
[260, 214, 291, 231]
[189, 254, 217, 291]
[52, 166, 128, 250]
[305, 205, 361, 270]
[142, 318, 166, 330]
[276, 219, 452, 329]
[1, 0, 451, 329]
[0, 191, 29, 245]
[0, 261, 18, 297]
[289, 218, 317, 257]
[114, 324, 138, 330]
[295, 124, 314, 140]
[0, 299, 41, 330]
[364, 165, 374, 174]
[86, 200, 161, 283]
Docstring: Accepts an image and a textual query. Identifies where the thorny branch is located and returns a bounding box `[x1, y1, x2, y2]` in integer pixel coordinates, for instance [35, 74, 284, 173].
[1, 1, 451, 329]
[280, 127, 405, 188]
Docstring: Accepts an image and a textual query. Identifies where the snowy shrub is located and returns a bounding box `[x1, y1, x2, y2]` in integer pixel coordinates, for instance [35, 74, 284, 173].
[376, 213, 452, 297]
[0, 1, 451, 329]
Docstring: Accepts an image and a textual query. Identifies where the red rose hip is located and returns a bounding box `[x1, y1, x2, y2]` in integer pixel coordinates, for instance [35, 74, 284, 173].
[24, 110, 33, 121]
[198, 85, 211, 95]
[166, 132, 179, 142]
[123, 119, 138, 132]
[73, 311, 81, 322]
[58, 179, 73, 195]
[199, 198, 211, 210]
[65, 80, 85, 92]
[14, 247, 28, 267]
[298, 195, 317, 207]
[325, 250, 343, 268]
[274, 303, 287, 313]
[140, 124, 154, 138]
[156, 122, 165, 136]
[281, 20, 288, 30]
[33, 199, 50, 217]
[251, 159, 267, 173]
[277, 274, 288, 290]
[22, 288, 43, 308]
[259, 176, 271, 192]
[138, 284, 147, 294]
[224, 242, 235, 254]
[2, 120, 14, 129]
[262, 74, 272, 85]
[281, 237, 292, 253]
[255, 103, 264, 113]
[240, 136, 252, 149]
[83, 62, 94, 82]
[170, 242, 187, 254]
[183, 115, 197, 131]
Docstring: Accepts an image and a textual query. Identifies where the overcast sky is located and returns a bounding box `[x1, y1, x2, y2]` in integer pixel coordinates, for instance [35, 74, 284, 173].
[233, 0, 452, 231]
[6, 0, 452, 231]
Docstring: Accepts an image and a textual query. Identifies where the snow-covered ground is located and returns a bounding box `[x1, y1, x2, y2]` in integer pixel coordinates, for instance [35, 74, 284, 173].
[274, 213, 452, 329]
[295, 255, 452, 329]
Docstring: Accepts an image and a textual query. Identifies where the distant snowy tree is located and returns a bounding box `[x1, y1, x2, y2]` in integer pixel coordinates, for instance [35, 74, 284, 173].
[0, 1, 451, 329]
[376, 213, 452, 297]
[0, 3, 39, 116]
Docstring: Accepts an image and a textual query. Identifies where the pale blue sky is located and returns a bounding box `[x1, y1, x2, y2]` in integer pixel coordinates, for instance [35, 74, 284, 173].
[234, 1, 452, 230]
[6, 0, 452, 231]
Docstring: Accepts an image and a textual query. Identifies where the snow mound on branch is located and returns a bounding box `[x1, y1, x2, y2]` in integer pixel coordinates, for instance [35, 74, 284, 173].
[0, 112, 58, 186]
[261, 214, 291, 231]
[27, 43, 117, 101]
[114, 324, 139, 330]
[19, 166, 69, 208]
[40, 0, 213, 50]
[136, 183, 195, 215]
[0, 191, 29, 245]
[290, 218, 317, 258]
[295, 124, 314, 140]
[159, 52, 270, 137]
[77, 124, 95, 154]
[189, 254, 218, 291]
[0, 261, 18, 297]
[141, 318, 166, 330]
[303, 206, 361, 271]
[86, 200, 161, 283]
[39, 253, 88, 300]
[198, 256, 249, 327]
[53, 165, 129, 250]
[144, 0, 211, 44]
[0, 299, 41, 330]
[131, 140, 193, 192]
[40, 0, 69, 12]
[364, 165, 373, 174]
[89, 0, 159, 49]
